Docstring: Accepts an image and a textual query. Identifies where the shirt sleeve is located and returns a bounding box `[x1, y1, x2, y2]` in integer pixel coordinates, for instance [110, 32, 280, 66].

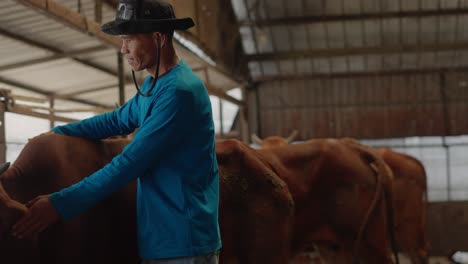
[49, 88, 194, 220]
[52, 96, 139, 140]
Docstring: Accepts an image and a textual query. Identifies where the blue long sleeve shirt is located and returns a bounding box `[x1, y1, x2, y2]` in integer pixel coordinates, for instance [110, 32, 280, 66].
[49, 60, 221, 259]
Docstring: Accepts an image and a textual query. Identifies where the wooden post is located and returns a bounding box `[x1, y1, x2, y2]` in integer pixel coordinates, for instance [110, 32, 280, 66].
[118, 52, 125, 106]
[240, 85, 249, 143]
[95, 0, 102, 23]
[0, 102, 6, 164]
[77, 0, 82, 14]
[203, 68, 223, 136]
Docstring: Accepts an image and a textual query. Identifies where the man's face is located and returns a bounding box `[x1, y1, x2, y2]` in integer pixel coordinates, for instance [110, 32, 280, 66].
[120, 34, 157, 72]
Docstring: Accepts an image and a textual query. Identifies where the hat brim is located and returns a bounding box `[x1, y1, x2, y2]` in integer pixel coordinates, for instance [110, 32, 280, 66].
[101, 18, 195, 35]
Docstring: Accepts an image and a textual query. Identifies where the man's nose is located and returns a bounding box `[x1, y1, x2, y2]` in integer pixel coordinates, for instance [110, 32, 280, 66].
[121, 45, 128, 54]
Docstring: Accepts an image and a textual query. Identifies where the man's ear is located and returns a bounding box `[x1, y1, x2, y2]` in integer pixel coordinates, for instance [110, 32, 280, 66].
[152, 32, 159, 44]
[160, 34, 168, 47]
[152, 32, 167, 47]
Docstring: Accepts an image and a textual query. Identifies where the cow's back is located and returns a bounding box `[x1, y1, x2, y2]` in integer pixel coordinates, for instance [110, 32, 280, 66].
[0, 134, 137, 264]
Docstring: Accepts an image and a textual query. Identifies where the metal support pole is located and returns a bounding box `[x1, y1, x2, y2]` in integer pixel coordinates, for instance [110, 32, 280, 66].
[443, 141, 451, 200]
[439, 72, 452, 200]
[49, 95, 55, 129]
[118, 52, 125, 106]
[240, 85, 249, 143]
[254, 85, 262, 138]
[219, 99, 224, 137]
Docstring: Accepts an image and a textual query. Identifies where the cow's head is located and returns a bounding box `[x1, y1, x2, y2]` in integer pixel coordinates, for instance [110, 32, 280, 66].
[0, 163, 27, 240]
[251, 130, 298, 149]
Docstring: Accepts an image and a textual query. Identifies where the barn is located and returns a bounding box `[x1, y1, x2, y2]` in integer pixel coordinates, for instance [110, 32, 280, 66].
[0, 0, 467, 263]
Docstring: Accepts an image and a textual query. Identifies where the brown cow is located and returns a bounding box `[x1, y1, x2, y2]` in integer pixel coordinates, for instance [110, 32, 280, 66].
[254, 133, 427, 264]
[338, 139, 429, 264]
[0, 134, 295, 264]
[0, 135, 137, 264]
[256, 138, 398, 263]
[376, 148, 429, 264]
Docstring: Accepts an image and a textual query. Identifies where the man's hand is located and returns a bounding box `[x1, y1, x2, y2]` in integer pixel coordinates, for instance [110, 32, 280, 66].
[12, 195, 59, 240]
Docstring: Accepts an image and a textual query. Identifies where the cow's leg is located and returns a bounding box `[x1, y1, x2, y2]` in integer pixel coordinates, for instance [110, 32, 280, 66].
[356, 194, 395, 264]
[360, 252, 394, 264]
[218, 206, 241, 264]
[359, 226, 395, 264]
[412, 231, 430, 264]
[314, 242, 354, 264]
[242, 192, 294, 263]
[409, 252, 429, 264]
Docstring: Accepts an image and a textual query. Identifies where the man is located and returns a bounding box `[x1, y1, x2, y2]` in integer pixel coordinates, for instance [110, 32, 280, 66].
[12, 0, 222, 263]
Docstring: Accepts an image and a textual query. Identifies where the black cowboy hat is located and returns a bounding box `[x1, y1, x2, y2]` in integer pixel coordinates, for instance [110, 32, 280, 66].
[101, 0, 195, 35]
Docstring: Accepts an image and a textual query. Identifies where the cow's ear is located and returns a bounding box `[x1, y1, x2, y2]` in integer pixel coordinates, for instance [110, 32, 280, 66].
[0, 162, 10, 175]
[251, 134, 263, 145]
[286, 130, 298, 143]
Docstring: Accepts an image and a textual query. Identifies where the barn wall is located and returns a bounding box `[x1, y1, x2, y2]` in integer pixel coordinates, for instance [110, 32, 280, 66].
[255, 72, 468, 139]
[427, 201, 468, 256]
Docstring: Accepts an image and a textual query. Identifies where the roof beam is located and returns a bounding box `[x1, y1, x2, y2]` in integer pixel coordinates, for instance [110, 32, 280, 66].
[15, 0, 244, 105]
[239, 8, 468, 27]
[15, 0, 121, 47]
[0, 27, 132, 83]
[0, 27, 55, 52]
[9, 104, 79, 123]
[55, 84, 118, 99]
[0, 76, 111, 108]
[205, 84, 244, 106]
[0, 45, 109, 72]
[246, 42, 468, 61]
[252, 66, 468, 83]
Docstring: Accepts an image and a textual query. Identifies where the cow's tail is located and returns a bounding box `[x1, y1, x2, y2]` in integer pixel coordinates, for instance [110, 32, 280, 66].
[406, 154, 430, 261]
[382, 164, 400, 264]
[341, 139, 399, 264]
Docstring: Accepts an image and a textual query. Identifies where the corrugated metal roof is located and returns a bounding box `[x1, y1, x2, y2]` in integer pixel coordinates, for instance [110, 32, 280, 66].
[233, 0, 468, 81]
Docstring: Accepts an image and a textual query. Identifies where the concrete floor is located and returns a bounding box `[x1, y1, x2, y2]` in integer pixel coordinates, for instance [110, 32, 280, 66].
[290, 252, 455, 264]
